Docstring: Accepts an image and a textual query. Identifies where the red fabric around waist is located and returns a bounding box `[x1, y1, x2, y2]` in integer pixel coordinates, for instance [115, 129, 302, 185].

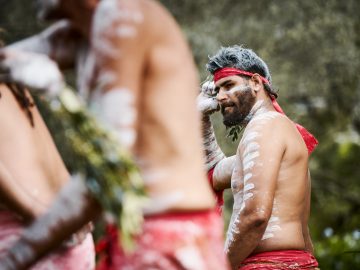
[240, 250, 319, 269]
[208, 167, 224, 214]
[96, 209, 228, 270]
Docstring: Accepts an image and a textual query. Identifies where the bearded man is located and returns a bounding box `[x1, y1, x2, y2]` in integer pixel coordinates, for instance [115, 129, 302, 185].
[198, 45, 319, 270]
[0, 1, 229, 269]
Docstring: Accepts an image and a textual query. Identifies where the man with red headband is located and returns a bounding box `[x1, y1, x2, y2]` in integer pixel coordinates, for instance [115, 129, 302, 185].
[0, 1, 229, 269]
[198, 45, 319, 269]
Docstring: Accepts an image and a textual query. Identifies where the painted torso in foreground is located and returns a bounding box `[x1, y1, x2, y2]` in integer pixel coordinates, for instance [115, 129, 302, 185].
[87, 0, 215, 215]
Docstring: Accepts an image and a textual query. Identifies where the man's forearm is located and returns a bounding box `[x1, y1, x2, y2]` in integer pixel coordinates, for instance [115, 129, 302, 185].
[201, 115, 225, 171]
[0, 175, 101, 270]
[8, 20, 82, 69]
[225, 213, 268, 270]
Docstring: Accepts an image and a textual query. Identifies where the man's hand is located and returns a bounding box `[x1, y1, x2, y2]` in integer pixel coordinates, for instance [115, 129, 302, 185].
[197, 81, 219, 116]
[0, 49, 64, 96]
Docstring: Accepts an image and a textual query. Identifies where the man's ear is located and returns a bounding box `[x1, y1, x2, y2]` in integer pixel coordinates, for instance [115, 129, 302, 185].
[251, 74, 262, 93]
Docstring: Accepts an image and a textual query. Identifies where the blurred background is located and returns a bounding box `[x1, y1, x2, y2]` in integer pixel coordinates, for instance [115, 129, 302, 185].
[1, 0, 359, 268]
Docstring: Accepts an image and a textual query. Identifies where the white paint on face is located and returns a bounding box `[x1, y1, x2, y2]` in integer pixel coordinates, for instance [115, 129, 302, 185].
[142, 191, 184, 215]
[228, 84, 251, 95]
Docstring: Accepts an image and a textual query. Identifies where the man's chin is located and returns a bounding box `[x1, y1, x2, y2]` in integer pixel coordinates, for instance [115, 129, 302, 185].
[222, 114, 246, 128]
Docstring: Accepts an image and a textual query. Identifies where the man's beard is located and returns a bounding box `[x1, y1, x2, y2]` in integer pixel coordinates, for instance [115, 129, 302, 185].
[221, 87, 256, 128]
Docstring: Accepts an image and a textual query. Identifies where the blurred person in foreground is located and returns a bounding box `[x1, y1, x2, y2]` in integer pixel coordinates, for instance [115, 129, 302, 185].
[0, 61, 95, 269]
[197, 45, 319, 270]
[0, 0, 230, 269]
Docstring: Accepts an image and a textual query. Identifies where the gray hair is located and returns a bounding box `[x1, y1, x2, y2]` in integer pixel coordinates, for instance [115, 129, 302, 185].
[207, 45, 277, 97]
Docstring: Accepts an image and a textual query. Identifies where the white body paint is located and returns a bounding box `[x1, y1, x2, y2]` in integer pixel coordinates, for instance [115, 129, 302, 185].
[225, 100, 283, 251]
[142, 191, 184, 215]
[1, 50, 64, 96]
[197, 81, 225, 170]
[90, 88, 137, 149]
[262, 201, 281, 240]
[92, 0, 144, 58]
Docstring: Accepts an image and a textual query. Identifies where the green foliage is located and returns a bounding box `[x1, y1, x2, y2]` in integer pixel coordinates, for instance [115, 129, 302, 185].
[34, 88, 147, 250]
[315, 232, 360, 269]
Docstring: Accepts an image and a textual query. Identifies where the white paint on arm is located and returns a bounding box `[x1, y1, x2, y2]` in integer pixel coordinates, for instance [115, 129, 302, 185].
[213, 155, 236, 190]
[8, 20, 81, 68]
[197, 81, 225, 171]
[0, 50, 64, 96]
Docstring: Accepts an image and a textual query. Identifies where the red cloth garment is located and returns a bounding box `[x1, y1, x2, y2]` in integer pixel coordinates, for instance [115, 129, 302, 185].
[213, 68, 318, 154]
[0, 209, 95, 270]
[271, 98, 318, 154]
[239, 250, 319, 270]
[96, 210, 229, 270]
[208, 167, 224, 214]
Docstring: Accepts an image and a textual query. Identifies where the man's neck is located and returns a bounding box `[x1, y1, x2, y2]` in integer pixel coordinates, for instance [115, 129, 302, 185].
[244, 98, 275, 123]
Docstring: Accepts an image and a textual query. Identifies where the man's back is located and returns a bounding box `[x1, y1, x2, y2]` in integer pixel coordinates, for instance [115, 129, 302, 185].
[0, 84, 95, 269]
[90, 0, 215, 214]
[0, 84, 69, 217]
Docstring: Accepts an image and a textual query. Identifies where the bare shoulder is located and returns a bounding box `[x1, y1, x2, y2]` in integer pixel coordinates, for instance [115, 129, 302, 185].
[253, 111, 307, 157]
[242, 112, 305, 154]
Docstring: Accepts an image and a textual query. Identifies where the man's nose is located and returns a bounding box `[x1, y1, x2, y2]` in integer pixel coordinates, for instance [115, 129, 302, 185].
[216, 89, 227, 102]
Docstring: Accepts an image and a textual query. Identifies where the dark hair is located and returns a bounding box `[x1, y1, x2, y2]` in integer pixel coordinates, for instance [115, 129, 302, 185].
[207, 45, 278, 98]
[0, 35, 35, 126]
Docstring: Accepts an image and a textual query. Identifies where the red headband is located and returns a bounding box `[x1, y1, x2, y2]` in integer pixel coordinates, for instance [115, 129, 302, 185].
[213, 67, 318, 154]
[213, 67, 270, 85]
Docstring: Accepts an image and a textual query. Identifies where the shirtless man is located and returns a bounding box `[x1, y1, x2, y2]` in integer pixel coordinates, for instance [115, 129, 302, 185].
[0, 82, 95, 269]
[0, 1, 229, 269]
[198, 45, 319, 269]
